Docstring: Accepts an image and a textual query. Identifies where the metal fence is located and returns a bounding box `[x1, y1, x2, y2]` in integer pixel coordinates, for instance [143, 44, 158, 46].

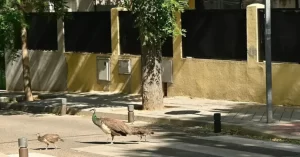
[0, 69, 5, 90]
[258, 9, 300, 63]
[0, 54, 5, 90]
[181, 9, 247, 60]
[14, 13, 58, 50]
[119, 11, 173, 57]
[64, 11, 112, 53]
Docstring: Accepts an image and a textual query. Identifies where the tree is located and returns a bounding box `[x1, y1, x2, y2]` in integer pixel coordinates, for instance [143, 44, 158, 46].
[0, 0, 68, 101]
[119, 0, 188, 110]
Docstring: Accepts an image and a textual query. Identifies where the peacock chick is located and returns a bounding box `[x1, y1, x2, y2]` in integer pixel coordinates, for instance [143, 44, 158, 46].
[89, 108, 133, 144]
[36, 133, 64, 150]
[131, 127, 154, 142]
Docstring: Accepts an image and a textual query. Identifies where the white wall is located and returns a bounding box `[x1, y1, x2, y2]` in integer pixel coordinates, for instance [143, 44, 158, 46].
[66, 0, 119, 12]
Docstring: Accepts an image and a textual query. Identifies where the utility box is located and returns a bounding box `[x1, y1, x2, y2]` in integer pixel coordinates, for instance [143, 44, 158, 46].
[96, 57, 110, 81]
[162, 59, 173, 83]
[118, 59, 131, 74]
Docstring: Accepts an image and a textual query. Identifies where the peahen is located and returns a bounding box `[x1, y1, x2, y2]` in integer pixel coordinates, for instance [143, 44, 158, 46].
[131, 127, 154, 142]
[36, 133, 64, 150]
[89, 108, 133, 144]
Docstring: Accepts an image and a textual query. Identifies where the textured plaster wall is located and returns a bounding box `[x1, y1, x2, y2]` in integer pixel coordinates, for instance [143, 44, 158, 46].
[244, 3, 300, 106]
[5, 18, 67, 92]
[168, 59, 249, 101]
[5, 50, 68, 92]
[22, 2, 300, 106]
[65, 8, 142, 94]
[65, 53, 142, 93]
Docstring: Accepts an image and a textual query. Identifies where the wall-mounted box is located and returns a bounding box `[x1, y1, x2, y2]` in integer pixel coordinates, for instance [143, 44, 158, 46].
[118, 59, 131, 74]
[96, 57, 110, 81]
[162, 59, 173, 83]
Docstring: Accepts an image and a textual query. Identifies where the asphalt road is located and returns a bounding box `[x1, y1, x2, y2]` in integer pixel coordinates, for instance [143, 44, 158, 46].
[1, 110, 300, 157]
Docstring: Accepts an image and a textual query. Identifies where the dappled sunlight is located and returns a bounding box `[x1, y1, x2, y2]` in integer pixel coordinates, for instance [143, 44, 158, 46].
[117, 127, 300, 157]
[5, 50, 67, 92]
[272, 64, 300, 105]
[65, 53, 98, 92]
[5, 50, 24, 91]
[269, 122, 300, 136]
[65, 52, 142, 94]
[1, 93, 300, 156]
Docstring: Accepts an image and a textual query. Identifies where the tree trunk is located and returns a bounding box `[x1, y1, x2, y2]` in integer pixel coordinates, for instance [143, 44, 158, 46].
[21, 26, 33, 101]
[141, 42, 164, 110]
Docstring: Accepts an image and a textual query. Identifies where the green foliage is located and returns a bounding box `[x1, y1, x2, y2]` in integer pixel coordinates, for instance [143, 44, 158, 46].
[120, 0, 188, 46]
[0, 0, 68, 63]
[27, 0, 69, 18]
[0, 4, 23, 62]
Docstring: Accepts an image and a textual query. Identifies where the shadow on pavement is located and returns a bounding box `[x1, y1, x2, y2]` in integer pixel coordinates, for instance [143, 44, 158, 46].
[31, 148, 61, 150]
[78, 141, 138, 145]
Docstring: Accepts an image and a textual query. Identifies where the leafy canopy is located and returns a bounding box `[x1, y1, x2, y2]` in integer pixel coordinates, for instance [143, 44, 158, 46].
[120, 0, 188, 46]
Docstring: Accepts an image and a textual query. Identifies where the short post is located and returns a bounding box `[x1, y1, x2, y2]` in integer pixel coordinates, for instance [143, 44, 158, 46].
[18, 137, 28, 157]
[128, 105, 134, 123]
[214, 113, 221, 133]
[60, 98, 67, 116]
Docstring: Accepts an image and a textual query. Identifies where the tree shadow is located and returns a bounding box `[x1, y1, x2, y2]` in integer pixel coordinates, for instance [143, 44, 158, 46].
[123, 118, 300, 157]
[0, 109, 33, 116]
[0, 92, 144, 115]
[165, 110, 200, 115]
[70, 120, 300, 157]
[5, 50, 68, 92]
[78, 141, 139, 145]
[31, 148, 61, 150]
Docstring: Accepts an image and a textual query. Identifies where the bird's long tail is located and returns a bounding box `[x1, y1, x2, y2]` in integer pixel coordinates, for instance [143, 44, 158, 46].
[59, 137, 64, 142]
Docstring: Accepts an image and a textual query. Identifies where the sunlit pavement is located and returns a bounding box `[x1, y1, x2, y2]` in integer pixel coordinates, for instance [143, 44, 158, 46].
[1, 113, 300, 157]
[2, 92, 300, 140]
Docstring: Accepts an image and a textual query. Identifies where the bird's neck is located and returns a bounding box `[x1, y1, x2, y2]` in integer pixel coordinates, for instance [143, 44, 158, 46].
[92, 112, 98, 121]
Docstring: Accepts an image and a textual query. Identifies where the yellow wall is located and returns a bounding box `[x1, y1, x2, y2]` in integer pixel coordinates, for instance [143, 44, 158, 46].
[65, 8, 142, 94]
[65, 53, 142, 93]
[65, 5, 300, 106]
[188, 0, 195, 9]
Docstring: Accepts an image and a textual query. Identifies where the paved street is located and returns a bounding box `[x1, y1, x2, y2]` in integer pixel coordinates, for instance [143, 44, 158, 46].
[2, 91, 300, 139]
[1, 111, 300, 157]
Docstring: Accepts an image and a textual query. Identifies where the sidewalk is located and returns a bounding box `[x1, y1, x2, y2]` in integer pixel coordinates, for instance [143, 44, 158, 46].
[1, 91, 300, 140]
[77, 96, 300, 140]
[0, 152, 7, 157]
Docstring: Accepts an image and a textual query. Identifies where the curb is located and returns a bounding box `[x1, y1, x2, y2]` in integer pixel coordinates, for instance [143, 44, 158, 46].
[77, 110, 281, 140]
[0, 98, 67, 115]
[0, 102, 63, 114]
[0, 93, 65, 103]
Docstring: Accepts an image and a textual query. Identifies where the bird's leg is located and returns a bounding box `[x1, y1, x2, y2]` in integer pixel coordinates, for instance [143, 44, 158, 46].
[110, 135, 114, 145]
[54, 143, 57, 149]
[144, 135, 147, 142]
[139, 135, 142, 142]
[106, 135, 110, 144]
[46, 144, 49, 150]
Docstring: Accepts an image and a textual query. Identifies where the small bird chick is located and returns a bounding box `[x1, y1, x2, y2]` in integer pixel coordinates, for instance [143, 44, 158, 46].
[131, 127, 154, 142]
[36, 133, 64, 150]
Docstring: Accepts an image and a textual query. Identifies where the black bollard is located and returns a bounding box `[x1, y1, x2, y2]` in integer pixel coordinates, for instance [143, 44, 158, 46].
[18, 137, 28, 157]
[214, 113, 221, 133]
[128, 105, 134, 123]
